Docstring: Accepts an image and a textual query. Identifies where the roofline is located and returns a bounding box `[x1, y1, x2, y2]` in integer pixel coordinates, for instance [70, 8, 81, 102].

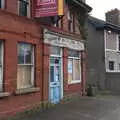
[66, 0, 92, 12]
[88, 16, 120, 32]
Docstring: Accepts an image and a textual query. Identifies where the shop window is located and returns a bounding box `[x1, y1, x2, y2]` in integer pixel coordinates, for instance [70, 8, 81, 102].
[18, 0, 30, 17]
[17, 43, 34, 89]
[68, 50, 81, 84]
[109, 61, 114, 71]
[0, 41, 3, 92]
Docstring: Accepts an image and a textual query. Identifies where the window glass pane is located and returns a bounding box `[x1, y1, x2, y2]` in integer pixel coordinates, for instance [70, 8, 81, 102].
[50, 66, 54, 82]
[0, 41, 2, 65]
[50, 46, 61, 55]
[0, 67, 2, 92]
[18, 44, 25, 64]
[19, 0, 28, 16]
[24, 44, 32, 64]
[109, 61, 114, 70]
[0, 0, 1, 8]
[73, 59, 80, 80]
[68, 50, 79, 58]
[17, 66, 32, 89]
[68, 59, 73, 83]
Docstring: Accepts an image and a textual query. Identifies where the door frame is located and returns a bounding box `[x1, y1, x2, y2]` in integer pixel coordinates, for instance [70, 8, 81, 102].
[49, 52, 63, 103]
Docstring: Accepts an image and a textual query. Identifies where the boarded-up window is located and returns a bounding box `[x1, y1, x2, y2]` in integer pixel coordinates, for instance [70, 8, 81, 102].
[17, 43, 34, 89]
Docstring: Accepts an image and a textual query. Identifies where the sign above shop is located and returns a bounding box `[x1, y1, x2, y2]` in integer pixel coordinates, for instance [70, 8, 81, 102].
[34, 0, 64, 18]
[44, 29, 85, 51]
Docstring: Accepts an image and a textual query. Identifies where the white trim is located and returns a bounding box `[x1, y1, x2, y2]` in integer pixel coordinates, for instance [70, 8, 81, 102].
[105, 49, 118, 52]
[68, 56, 81, 60]
[31, 46, 34, 87]
[69, 80, 81, 84]
[60, 50, 63, 99]
[27, 0, 31, 18]
[0, 41, 3, 92]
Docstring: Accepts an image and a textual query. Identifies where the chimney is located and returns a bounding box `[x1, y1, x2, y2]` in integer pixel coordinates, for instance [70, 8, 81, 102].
[105, 8, 120, 26]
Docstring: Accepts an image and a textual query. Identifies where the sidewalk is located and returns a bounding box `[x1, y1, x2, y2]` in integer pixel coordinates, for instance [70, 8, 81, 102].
[8, 95, 120, 120]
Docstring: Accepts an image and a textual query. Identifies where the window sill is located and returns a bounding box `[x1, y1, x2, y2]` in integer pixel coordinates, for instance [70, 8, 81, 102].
[106, 70, 120, 73]
[15, 87, 40, 95]
[68, 80, 81, 85]
[0, 92, 11, 98]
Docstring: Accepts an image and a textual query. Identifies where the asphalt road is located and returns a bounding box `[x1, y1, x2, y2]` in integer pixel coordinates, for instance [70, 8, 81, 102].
[10, 95, 120, 120]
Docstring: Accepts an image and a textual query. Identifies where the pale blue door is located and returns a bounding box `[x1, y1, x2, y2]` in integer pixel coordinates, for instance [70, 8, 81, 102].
[49, 57, 61, 104]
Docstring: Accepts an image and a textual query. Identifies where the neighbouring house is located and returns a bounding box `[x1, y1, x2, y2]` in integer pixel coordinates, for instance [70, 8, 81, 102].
[87, 8, 120, 92]
[0, 0, 91, 118]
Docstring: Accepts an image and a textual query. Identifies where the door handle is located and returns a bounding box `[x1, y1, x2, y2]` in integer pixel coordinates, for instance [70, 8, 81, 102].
[53, 83, 57, 85]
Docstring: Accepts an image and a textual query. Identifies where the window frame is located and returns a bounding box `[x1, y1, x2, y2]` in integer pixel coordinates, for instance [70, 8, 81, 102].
[0, 0, 5, 9]
[117, 35, 120, 51]
[18, 0, 31, 18]
[17, 43, 34, 89]
[68, 10, 74, 33]
[108, 60, 115, 71]
[68, 50, 81, 84]
[0, 41, 4, 92]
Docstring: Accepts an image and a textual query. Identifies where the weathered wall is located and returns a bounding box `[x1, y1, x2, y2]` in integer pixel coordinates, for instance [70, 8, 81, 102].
[87, 22, 106, 89]
[0, 10, 43, 118]
[105, 72, 120, 92]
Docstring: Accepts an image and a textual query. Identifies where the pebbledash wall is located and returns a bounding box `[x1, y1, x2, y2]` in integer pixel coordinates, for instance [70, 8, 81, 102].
[0, 0, 91, 118]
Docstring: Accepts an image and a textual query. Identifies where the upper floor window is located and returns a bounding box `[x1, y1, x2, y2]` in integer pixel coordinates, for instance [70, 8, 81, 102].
[0, 0, 1, 8]
[68, 10, 74, 32]
[18, 0, 30, 17]
[50, 16, 63, 29]
[0, 0, 5, 9]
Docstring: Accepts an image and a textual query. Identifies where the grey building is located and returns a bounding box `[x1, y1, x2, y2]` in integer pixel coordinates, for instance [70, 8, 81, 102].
[87, 9, 120, 92]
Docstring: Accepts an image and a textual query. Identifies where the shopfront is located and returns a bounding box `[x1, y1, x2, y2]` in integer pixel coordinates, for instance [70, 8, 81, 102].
[44, 29, 84, 104]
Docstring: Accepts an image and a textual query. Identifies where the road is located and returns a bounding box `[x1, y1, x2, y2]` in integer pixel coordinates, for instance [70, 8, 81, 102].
[10, 95, 120, 120]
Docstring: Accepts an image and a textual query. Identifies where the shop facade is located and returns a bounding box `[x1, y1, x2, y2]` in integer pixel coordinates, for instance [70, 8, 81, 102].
[42, 28, 85, 104]
[0, 0, 92, 119]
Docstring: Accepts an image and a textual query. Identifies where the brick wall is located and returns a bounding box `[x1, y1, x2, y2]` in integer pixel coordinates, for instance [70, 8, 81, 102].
[0, 10, 43, 118]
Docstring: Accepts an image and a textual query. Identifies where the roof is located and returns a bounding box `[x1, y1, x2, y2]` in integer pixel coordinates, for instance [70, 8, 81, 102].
[88, 16, 120, 33]
[66, 0, 92, 12]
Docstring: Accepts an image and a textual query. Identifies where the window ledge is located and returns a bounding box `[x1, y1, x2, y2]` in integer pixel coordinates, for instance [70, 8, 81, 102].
[68, 80, 81, 85]
[0, 92, 11, 98]
[15, 87, 40, 95]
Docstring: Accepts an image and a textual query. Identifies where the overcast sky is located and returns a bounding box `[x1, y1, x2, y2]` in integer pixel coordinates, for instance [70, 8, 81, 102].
[86, 0, 120, 20]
